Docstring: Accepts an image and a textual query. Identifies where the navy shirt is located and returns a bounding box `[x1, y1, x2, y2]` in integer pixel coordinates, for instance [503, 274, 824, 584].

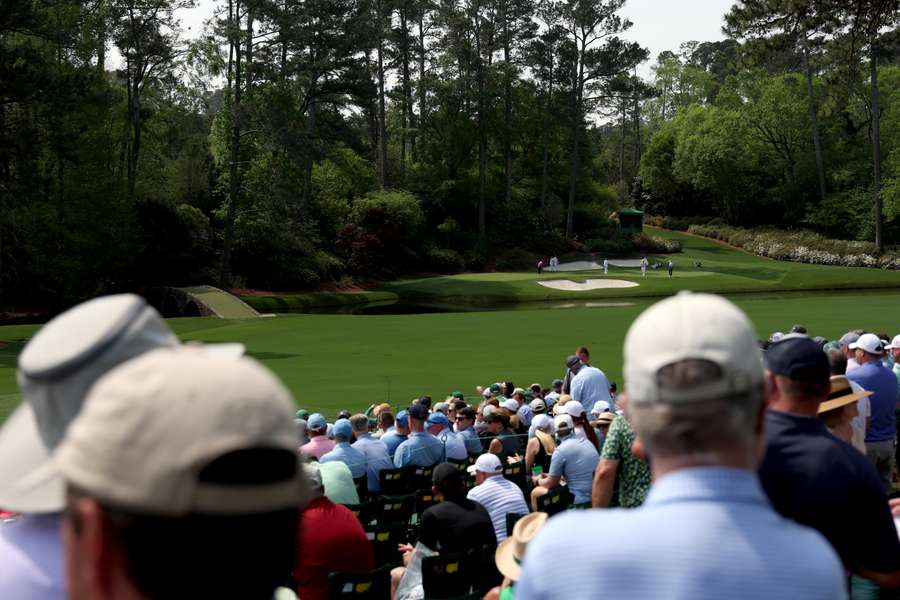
[759, 411, 900, 573]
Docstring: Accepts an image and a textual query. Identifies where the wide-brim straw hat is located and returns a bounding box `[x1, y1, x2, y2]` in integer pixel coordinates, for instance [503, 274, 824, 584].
[495, 512, 548, 581]
[819, 375, 872, 414]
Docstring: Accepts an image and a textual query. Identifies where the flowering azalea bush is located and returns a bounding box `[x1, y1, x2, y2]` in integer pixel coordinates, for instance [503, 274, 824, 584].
[688, 224, 900, 269]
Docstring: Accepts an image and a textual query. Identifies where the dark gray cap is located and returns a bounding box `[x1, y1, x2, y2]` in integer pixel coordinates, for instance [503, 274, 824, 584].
[565, 355, 581, 369]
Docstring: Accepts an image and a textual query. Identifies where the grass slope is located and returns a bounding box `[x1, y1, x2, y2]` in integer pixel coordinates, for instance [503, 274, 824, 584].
[3, 289, 900, 422]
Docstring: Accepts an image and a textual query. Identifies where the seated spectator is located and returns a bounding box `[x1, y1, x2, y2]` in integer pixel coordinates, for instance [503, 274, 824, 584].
[296, 408, 311, 421]
[759, 336, 900, 589]
[295, 463, 374, 600]
[54, 346, 306, 600]
[486, 412, 520, 459]
[381, 410, 410, 458]
[350, 414, 393, 493]
[592, 412, 615, 451]
[485, 512, 548, 600]
[455, 406, 483, 455]
[517, 292, 847, 600]
[295, 418, 309, 447]
[0, 294, 179, 600]
[818, 376, 869, 453]
[317, 460, 360, 505]
[530, 414, 598, 510]
[525, 414, 555, 474]
[426, 412, 468, 461]
[467, 454, 529, 543]
[391, 464, 496, 599]
[564, 402, 600, 452]
[320, 418, 367, 478]
[544, 379, 563, 408]
[394, 403, 444, 468]
[301, 413, 335, 460]
[371, 404, 394, 439]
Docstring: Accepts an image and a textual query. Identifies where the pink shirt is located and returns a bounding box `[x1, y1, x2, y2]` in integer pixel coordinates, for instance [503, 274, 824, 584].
[301, 436, 335, 460]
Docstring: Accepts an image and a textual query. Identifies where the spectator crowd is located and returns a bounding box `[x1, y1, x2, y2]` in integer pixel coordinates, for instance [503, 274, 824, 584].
[0, 292, 898, 600]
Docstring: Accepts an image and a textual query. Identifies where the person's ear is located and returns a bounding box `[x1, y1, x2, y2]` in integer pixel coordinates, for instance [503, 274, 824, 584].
[763, 372, 777, 405]
[64, 497, 120, 600]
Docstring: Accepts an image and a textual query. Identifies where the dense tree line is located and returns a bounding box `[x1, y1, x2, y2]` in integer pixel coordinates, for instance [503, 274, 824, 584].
[1, 0, 898, 310]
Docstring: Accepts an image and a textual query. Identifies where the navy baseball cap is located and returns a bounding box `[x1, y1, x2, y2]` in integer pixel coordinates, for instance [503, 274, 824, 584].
[408, 403, 429, 420]
[765, 336, 830, 383]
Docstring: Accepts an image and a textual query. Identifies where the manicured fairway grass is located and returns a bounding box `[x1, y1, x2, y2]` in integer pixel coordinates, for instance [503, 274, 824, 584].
[3, 288, 900, 423]
[243, 228, 900, 312]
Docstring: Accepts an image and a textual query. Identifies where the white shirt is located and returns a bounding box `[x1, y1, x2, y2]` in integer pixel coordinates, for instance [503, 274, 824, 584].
[845, 358, 861, 373]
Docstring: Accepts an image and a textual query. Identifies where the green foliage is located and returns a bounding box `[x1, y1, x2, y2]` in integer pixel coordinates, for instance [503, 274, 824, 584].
[632, 233, 682, 253]
[495, 248, 535, 271]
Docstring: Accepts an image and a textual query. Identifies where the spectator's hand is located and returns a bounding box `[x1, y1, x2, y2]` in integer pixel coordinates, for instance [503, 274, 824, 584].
[890, 498, 900, 517]
[397, 543, 414, 554]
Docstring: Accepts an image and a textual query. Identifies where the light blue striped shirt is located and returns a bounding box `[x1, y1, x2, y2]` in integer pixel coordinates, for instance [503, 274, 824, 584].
[467, 474, 529, 543]
[319, 442, 368, 479]
[351, 434, 394, 492]
[517, 467, 847, 600]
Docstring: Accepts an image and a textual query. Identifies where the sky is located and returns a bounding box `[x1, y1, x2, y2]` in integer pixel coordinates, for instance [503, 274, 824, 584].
[113, 0, 736, 80]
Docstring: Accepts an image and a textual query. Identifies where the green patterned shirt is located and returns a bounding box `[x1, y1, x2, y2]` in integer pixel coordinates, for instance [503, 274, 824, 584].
[599, 415, 651, 508]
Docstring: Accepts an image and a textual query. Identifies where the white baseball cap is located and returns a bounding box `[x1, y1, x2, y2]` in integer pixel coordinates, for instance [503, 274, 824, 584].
[624, 292, 763, 406]
[54, 347, 305, 516]
[886, 335, 900, 350]
[564, 402, 585, 418]
[467, 453, 503, 475]
[553, 414, 574, 433]
[502, 398, 519, 411]
[0, 294, 179, 513]
[849, 333, 884, 355]
[590, 401, 611, 416]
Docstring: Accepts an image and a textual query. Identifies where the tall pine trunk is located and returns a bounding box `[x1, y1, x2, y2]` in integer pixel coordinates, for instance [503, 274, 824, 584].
[502, 6, 512, 211]
[539, 53, 554, 211]
[220, 1, 243, 288]
[416, 13, 426, 164]
[376, 0, 388, 188]
[870, 35, 883, 252]
[802, 44, 827, 204]
[566, 39, 584, 240]
[474, 0, 486, 240]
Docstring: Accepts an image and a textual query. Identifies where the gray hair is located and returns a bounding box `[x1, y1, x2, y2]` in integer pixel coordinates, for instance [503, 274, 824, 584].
[630, 359, 763, 462]
[349, 414, 370, 434]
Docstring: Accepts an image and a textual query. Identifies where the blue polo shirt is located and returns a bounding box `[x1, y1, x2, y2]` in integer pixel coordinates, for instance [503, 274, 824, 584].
[381, 431, 408, 458]
[759, 410, 900, 573]
[457, 427, 483, 454]
[320, 442, 367, 478]
[352, 433, 394, 492]
[516, 403, 534, 428]
[570, 366, 612, 412]
[548, 434, 599, 504]
[847, 360, 898, 442]
[393, 432, 445, 468]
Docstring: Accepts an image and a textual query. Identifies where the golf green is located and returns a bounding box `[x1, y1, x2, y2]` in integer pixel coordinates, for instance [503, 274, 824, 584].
[2, 289, 899, 422]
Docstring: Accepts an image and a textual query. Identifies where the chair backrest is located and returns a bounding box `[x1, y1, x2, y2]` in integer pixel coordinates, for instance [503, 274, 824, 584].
[353, 475, 368, 502]
[373, 494, 415, 525]
[447, 458, 468, 473]
[414, 489, 440, 519]
[343, 501, 375, 526]
[421, 552, 471, 599]
[568, 501, 592, 510]
[502, 462, 527, 494]
[379, 468, 408, 496]
[327, 564, 391, 599]
[467, 543, 502, 595]
[505, 512, 526, 538]
[405, 463, 438, 491]
[536, 486, 572, 516]
[363, 523, 408, 568]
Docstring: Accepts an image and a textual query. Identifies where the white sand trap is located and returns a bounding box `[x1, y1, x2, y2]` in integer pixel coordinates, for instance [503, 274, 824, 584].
[538, 279, 639, 291]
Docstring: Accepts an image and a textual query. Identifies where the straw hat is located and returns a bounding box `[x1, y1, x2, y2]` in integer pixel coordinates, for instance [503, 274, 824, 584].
[552, 394, 573, 416]
[495, 512, 548, 581]
[818, 375, 872, 414]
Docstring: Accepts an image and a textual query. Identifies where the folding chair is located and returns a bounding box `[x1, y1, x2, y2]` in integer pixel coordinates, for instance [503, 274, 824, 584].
[405, 463, 438, 491]
[502, 461, 528, 495]
[468, 543, 502, 595]
[379, 468, 408, 496]
[446, 458, 468, 473]
[373, 494, 415, 524]
[353, 475, 368, 502]
[327, 564, 391, 599]
[343, 501, 375, 526]
[505, 512, 526, 538]
[536, 486, 572, 516]
[363, 523, 408, 568]
[414, 488, 440, 519]
[421, 552, 471, 599]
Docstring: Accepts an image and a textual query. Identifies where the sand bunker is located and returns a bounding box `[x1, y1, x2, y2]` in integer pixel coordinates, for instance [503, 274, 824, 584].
[556, 259, 643, 271]
[537, 279, 639, 291]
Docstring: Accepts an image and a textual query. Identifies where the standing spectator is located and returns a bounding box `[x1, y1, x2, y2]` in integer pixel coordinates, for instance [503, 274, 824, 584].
[301, 413, 335, 460]
[666, 259, 673, 277]
[394, 403, 444, 467]
[295, 463, 374, 600]
[759, 336, 900, 588]
[591, 411, 615, 451]
[847, 333, 898, 492]
[530, 414, 598, 510]
[426, 412, 467, 461]
[455, 407, 483, 455]
[382, 410, 410, 458]
[818, 376, 868, 453]
[320, 419, 367, 478]
[567, 354, 612, 413]
[467, 454, 530, 543]
[602, 258, 608, 274]
[55, 347, 307, 600]
[640, 256, 648, 276]
[0, 295, 179, 600]
[592, 400, 651, 509]
[517, 292, 846, 600]
[888, 334, 900, 475]
[561, 347, 590, 394]
[537, 259, 543, 275]
[350, 414, 393, 494]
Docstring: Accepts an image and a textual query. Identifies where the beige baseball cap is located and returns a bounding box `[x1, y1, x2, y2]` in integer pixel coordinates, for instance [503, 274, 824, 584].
[624, 292, 763, 406]
[0, 294, 179, 513]
[54, 347, 304, 516]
